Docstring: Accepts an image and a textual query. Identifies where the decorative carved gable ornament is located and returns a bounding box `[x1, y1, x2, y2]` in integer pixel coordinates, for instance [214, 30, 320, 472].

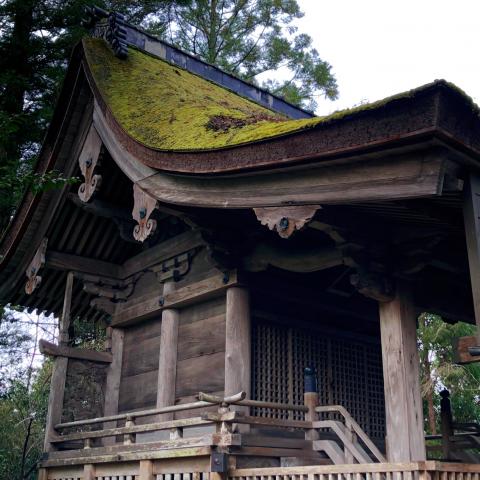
[78, 126, 103, 203]
[25, 238, 48, 294]
[254, 205, 321, 239]
[132, 184, 158, 242]
[83, 7, 129, 59]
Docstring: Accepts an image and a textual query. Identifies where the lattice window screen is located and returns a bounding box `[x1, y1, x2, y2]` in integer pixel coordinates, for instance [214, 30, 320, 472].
[251, 320, 385, 441]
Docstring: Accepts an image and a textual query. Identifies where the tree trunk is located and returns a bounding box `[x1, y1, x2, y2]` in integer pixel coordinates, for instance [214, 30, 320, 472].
[0, 0, 36, 231]
[207, 0, 218, 63]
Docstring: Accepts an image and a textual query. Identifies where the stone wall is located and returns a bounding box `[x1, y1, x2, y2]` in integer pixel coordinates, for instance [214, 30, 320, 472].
[61, 359, 108, 426]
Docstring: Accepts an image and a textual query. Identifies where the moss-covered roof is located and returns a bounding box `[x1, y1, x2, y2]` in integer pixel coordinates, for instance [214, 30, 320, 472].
[83, 37, 480, 152]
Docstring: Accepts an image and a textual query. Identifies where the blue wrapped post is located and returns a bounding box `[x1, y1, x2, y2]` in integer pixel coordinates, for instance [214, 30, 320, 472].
[304, 366, 319, 441]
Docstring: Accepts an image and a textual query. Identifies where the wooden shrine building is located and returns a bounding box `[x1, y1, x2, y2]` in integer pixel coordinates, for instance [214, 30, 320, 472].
[1, 8, 479, 480]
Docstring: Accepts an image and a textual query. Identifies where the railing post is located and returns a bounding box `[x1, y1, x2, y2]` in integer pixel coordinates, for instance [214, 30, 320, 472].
[139, 459, 154, 480]
[440, 389, 453, 460]
[124, 415, 136, 445]
[304, 366, 319, 441]
[37, 468, 48, 480]
[170, 426, 183, 440]
[84, 464, 95, 480]
[216, 401, 233, 435]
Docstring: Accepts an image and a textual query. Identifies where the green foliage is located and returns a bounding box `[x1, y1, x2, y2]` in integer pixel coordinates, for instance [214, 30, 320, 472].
[160, 0, 338, 111]
[418, 312, 480, 433]
[0, 311, 33, 392]
[0, 0, 188, 233]
[0, 364, 51, 480]
[70, 315, 107, 350]
[0, 309, 52, 480]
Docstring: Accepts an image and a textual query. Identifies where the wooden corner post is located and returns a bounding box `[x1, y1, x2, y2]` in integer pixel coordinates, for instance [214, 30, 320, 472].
[225, 286, 251, 415]
[43, 271, 74, 452]
[463, 173, 480, 343]
[378, 281, 426, 462]
[102, 326, 125, 445]
[156, 280, 179, 420]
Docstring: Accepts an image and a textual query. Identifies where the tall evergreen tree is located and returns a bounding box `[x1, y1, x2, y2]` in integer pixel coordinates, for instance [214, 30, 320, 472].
[158, 0, 338, 111]
[0, 0, 187, 233]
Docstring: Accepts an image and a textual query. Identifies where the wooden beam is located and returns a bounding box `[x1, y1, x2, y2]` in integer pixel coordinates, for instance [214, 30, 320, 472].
[41, 446, 212, 468]
[111, 271, 239, 327]
[453, 336, 480, 364]
[137, 151, 446, 208]
[46, 251, 123, 279]
[156, 281, 179, 421]
[379, 282, 426, 462]
[463, 173, 480, 342]
[39, 339, 112, 363]
[225, 286, 251, 418]
[122, 230, 205, 278]
[243, 244, 343, 273]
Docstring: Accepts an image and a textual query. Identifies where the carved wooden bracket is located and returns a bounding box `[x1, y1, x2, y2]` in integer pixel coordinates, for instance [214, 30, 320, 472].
[78, 126, 103, 203]
[132, 184, 158, 242]
[25, 238, 48, 294]
[150, 250, 197, 283]
[254, 205, 321, 238]
[350, 271, 394, 302]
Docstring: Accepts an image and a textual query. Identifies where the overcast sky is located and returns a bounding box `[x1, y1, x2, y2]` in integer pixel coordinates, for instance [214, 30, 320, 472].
[296, 0, 480, 115]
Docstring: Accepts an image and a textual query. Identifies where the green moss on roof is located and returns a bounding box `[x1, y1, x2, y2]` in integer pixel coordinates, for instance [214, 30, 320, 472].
[83, 37, 314, 150]
[83, 38, 479, 152]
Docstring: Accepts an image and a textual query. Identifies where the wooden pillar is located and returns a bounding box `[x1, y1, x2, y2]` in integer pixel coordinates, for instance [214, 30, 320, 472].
[225, 286, 251, 412]
[379, 282, 426, 462]
[156, 281, 179, 420]
[463, 173, 480, 341]
[103, 326, 124, 445]
[43, 272, 74, 451]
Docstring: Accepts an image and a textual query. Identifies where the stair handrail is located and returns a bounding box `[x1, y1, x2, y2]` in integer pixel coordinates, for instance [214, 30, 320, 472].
[315, 404, 386, 463]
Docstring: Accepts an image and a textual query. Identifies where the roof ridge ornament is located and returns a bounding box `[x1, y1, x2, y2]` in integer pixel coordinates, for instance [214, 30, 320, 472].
[82, 6, 128, 59]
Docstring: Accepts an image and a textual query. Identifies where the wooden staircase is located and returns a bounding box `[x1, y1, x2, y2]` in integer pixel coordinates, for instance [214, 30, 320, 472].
[312, 406, 385, 465]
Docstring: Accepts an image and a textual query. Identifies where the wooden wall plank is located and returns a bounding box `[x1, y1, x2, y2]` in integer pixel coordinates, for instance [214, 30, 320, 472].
[121, 335, 161, 377]
[119, 370, 158, 411]
[175, 351, 225, 398]
[177, 313, 226, 361]
[180, 296, 225, 325]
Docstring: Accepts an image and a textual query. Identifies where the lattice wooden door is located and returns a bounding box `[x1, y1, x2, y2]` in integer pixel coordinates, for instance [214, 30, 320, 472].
[251, 320, 385, 442]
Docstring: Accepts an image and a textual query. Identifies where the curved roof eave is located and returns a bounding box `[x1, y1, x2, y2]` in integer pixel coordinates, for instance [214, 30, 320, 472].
[82, 38, 480, 175]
